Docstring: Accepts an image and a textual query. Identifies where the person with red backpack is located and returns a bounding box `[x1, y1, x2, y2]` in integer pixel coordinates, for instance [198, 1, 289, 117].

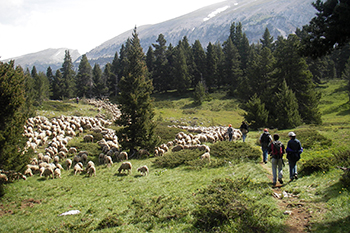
[268, 134, 285, 186]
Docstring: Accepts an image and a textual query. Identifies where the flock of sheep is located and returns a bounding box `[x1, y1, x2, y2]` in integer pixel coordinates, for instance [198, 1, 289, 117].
[0, 99, 242, 182]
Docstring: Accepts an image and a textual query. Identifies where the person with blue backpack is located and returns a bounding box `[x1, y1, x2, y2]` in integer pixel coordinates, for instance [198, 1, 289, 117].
[259, 128, 272, 164]
[268, 134, 285, 186]
[286, 132, 303, 181]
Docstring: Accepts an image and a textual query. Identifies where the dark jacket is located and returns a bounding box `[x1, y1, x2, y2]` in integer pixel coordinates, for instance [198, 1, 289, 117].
[286, 138, 303, 161]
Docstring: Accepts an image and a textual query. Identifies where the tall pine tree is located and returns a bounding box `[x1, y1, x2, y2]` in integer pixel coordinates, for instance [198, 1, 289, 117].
[60, 50, 76, 99]
[76, 54, 93, 98]
[116, 27, 157, 154]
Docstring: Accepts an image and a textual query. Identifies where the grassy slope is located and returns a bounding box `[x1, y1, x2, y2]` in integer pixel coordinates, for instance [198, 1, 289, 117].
[1, 80, 349, 232]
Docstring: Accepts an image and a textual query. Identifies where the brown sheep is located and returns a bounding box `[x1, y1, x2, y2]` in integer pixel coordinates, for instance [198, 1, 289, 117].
[117, 151, 128, 162]
[118, 162, 132, 174]
[137, 165, 149, 176]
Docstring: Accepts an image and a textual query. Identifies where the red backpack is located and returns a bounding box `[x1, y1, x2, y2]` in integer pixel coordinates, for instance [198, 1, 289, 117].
[272, 141, 283, 159]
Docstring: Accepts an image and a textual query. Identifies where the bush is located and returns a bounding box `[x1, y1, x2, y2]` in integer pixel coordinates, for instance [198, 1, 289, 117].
[294, 129, 332, 149]
[333, 150, 350, 188]
[96, 213, 124, 230]
[192, 177, 280, 232]
[152, 150, 200, 168]
[299, 157, 332, 176]
[210, 141, 261, 162]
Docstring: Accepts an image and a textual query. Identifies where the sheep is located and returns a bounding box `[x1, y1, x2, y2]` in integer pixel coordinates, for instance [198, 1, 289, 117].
[31, 158, 38, 165]
[24, 168, 33, 177]
[80, 153, 88, 165]
[27, 164, 40, 174]
[54, 156, 60, 163]
[73, 155, 81, 164]
[98, 153, 105, 165]
[104, 155, 113, 167]
[74, 162, 84, 175]
[117, 151, 128, 162]
[172, 145, 184, 152]
[40, 166, 54, 179]
[55, 163, 64, 171]
[66, 159, 72, 170]
[137, 165, 149, 176]
[0, 173, 8, 181]
[84, 134, 94, 143]
[86, 165, 96, 177]
[54, 168, 61, 178]
[200, 152, 211, 162]
[68, 147, 77, 154]
[42, 155, 51, 163]
[118, 162, 132, 174]
[138, 149, 150, 157]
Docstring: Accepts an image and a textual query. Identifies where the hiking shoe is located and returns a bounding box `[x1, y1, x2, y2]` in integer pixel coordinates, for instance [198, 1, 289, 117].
[278, 179, 283, 184]
[294, 174, 298, 180]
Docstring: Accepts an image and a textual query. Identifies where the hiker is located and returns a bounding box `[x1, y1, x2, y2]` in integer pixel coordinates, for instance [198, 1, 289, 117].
[286, 132, 303, 181]
[227, 124, 233, 141]
[76, 97, 79, 104]
[268, 134, 285, 186]
[259, 128, 272, 164]
[240, 121, 249, 142]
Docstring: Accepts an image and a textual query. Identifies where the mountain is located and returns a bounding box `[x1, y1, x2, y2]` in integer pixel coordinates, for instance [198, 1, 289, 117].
[2, 0, 317, 71]
[86, 0, 317, 64]
[2, 48, 81, 72]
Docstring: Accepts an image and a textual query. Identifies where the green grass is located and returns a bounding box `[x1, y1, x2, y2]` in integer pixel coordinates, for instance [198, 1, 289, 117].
[1, 79, 350, 232]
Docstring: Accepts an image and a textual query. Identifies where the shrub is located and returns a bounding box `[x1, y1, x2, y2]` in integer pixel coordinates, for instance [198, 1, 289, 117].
[96, 213, 124, 230]
[152, 150, 200, 168]
[333, 150, 350, 188]
[299, 157, 332, 176]
[192, 177, 280, 232]
[294, 129, 332, 149]
[210, 141, 261, 162]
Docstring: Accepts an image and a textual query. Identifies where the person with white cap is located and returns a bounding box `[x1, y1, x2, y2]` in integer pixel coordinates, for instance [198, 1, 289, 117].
[286, 131, 303, 181]
[259, 128, 272, 164]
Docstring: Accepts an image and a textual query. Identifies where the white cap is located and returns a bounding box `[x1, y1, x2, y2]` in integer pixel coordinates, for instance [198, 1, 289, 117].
[288, 132, 296, 137]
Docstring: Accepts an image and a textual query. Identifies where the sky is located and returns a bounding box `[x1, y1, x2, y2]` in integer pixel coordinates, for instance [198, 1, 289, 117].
[0, 0, 224, 60]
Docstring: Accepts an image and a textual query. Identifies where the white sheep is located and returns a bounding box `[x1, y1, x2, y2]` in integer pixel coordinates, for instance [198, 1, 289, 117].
[66, 159, 72, 170]
[84, 134, 94, 143]
[74, 162, 84, 175]
[54, 168, 61, 178]
[0, 173, 8, 181]
[24, 168, 33, 177]
[200, 152, 211, 162]
[117, 151, 128, 161]
[118, 162, 132, 174]
[68, 147, 77, 154]
[40, 166, 54, 179]
[104, 155, 113, 167]
[87, 165, 96, 177]
[137, 165, 149, 176]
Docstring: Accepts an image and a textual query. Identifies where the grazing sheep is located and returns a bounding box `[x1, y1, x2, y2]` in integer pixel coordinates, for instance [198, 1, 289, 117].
[66, 159, 72, 170]
[87, 165, 96, 177]
[104, 155, 113, 167]
[55, 163, 64, 171]
[40, 166, 54, 179]
[200, 152, 211, 162]
[80, 153, 88, 164]
[42, 155, 51, 163]
[54, 168, 61, 178]
[98, 153, 105, 165]
[117, 151, 128, 161]
[0, 173, 8, 181]
[74, 162, 84, 175]
[68, 147, 77, 154]
[54, 156, 60, 163]
[27, 164, 40, 174]
[138, 149, 150, 157]
[137, 165, 149, 176]
[118, 162, 132, 174]
[24, 168, 33, 177]
[84, 134, 94, 143]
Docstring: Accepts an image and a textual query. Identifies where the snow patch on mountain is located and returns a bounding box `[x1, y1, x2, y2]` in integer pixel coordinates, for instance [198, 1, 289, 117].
[203, 5, 230, 21]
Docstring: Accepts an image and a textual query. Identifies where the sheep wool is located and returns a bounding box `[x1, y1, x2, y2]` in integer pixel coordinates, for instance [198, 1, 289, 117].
[118, 162, 132, 174]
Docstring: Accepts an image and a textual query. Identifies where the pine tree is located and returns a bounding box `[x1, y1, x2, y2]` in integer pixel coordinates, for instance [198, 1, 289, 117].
[193, 81, 207, 105]
[274, 35, 322, 125]
[260, 27, 274, 50]
[0, 61, 32, 174]
[104, 63, 117, 97]
[52, 69, 63, 100]
[46, 66, 54, 98]
[223, 38, 242, 92]
[341, 57, 350, 102]
[33, 72, 50, 106]
[174, 42, 191, 93]
[273, 79, 302, 129]
[60, 50, 76, 99]
[92, 63, 108, 98]
[243, 93, 269, 130]
[76, 54, 93, 98]
[205, 42, 218, 92]
[146, 46, 155, 74]
[152, 34, 169, 92]
[110, 51, 120, 96]
[192, 40, 206, 87]
[116, 27, 157, 154]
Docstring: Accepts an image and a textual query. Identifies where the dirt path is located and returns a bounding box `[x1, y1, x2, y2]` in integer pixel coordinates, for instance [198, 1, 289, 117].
[260, 162, 312, 232]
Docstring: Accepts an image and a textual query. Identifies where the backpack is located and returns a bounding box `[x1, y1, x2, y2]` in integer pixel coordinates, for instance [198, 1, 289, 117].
[272, 141, 283, 159]
[261, 133, 270, 144]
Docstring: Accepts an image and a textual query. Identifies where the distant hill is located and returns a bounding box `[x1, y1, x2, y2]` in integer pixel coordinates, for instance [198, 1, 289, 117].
[1, 0, 316, 71]
[1, 48, 80, 72]
[86, 0, 316, 66]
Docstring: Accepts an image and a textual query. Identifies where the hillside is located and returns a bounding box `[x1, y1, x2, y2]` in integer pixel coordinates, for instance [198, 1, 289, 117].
[0, 80, 349, 232]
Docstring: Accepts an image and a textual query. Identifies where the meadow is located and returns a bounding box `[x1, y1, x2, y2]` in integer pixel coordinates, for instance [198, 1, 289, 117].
[0, 79, 349, 232]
